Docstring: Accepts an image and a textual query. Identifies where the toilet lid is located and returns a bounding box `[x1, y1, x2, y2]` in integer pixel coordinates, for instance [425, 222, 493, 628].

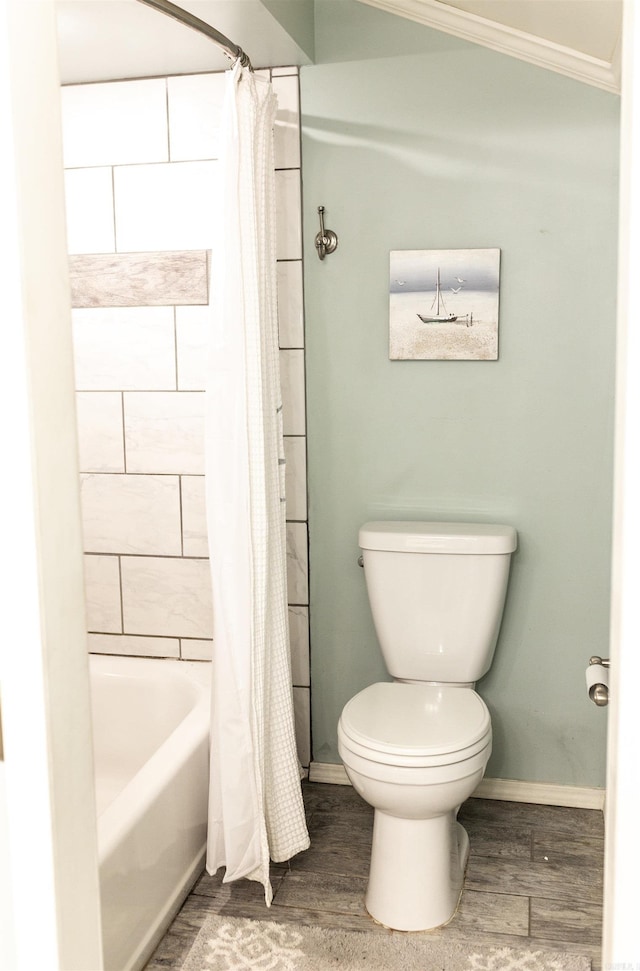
[340, 682, 490, 760]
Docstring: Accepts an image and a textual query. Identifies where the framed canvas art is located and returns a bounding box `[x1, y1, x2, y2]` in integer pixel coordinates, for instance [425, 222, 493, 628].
[389, 248, 500, 361]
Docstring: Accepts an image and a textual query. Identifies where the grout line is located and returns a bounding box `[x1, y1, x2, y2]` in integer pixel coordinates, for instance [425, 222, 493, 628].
[173, 306, 179, 390]
[178, 474, 185, 558]
[117, 555, 124, 634]
[88, 632, 179, 642]
[121, 391, 127, 473]
[165, 77, 171, 162]
[110, 165, 118, 251]
[115, 552, 211, 561]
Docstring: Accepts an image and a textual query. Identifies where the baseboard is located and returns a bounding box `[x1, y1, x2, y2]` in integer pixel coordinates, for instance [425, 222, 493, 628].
[473, 777, 605, 811]
[308, 761, 605, 811]
[309, 762, 351, 786]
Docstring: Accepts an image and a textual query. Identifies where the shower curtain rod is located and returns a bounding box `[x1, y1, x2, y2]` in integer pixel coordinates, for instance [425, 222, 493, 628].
[135, 0, 253, 69]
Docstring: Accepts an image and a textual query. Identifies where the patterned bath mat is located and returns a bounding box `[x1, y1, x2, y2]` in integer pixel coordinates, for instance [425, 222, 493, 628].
[180, 914, 591, 970]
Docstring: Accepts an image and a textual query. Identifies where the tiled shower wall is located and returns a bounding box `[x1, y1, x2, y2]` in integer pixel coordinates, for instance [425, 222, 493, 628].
[61, 68, 310, 766]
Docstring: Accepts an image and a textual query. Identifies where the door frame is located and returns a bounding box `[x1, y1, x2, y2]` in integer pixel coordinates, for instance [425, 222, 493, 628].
[602, 0, 640, 966]
[0, 2, 103, 968]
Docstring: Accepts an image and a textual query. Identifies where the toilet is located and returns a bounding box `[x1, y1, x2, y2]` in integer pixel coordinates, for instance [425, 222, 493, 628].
[338, 520, 517, 932]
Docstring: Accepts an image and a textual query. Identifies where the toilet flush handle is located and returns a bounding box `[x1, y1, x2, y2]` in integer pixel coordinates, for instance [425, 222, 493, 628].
[357, 555, 364, 567]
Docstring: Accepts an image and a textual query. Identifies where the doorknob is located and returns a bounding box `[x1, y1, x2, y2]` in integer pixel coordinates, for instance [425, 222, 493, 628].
[587, 656, 609, 707]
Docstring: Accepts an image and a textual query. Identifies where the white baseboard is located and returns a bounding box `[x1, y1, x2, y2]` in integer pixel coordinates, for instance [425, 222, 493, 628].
[473, 776, 605, 811]
[308, 761, 605, 811]
[309, 762, 351, 786]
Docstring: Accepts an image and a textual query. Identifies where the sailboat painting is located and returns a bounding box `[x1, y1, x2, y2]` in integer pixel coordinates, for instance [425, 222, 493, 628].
[389, 248, 500, 360]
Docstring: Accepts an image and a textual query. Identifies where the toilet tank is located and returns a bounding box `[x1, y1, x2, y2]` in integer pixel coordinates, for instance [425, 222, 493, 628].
[359, 522, 517, 684]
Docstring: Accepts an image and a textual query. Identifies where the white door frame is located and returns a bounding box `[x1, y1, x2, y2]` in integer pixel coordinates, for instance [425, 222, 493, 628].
[602, 0, 640, 966]
[0, 2, 102, 968]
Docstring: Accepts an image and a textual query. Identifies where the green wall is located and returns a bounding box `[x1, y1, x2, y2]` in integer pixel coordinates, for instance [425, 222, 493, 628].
[301, 0, 620, 787]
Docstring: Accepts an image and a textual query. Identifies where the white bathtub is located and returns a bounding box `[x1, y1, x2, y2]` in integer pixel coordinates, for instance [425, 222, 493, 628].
[90, 654, 211, 971]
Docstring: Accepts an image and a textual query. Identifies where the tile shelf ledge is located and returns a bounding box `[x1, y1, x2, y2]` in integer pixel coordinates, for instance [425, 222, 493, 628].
[69, 249, 210, 308]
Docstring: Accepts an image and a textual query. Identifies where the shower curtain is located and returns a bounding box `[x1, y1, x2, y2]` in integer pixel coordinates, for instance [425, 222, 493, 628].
[204, 60, 310, 903]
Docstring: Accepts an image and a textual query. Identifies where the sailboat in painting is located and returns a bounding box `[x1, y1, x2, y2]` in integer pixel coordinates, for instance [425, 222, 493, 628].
[417, 268, 458, 323]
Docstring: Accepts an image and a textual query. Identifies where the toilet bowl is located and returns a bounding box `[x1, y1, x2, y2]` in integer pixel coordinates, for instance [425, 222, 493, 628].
[338, 681, 491, 931]
[339, 521, 516, 932]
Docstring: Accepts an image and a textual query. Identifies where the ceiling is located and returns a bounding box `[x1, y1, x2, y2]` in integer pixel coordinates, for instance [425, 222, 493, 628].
[55, 0, 622, 92]
[55, 0, 314, 83]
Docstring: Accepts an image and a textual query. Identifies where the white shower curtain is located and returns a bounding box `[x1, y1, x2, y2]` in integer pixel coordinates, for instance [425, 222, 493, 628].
[204, 60, 310, 903]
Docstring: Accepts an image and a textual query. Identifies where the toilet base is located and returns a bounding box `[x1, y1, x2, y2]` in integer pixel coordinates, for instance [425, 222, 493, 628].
[365, 810, 470, 932]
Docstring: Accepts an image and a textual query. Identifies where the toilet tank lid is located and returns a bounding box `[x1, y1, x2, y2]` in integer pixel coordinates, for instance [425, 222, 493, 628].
[359, 521, 517, 554]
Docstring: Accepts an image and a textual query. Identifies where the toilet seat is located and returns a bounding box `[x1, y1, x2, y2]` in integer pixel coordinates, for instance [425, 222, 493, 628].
[339, 682, 491, 768]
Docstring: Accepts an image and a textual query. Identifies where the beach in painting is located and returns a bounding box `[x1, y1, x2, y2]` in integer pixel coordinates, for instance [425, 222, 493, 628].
[389, 289, 499, 360]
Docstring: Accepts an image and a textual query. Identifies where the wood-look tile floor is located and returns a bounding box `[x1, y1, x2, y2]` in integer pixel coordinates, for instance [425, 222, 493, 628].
[145, 782, 604, 970]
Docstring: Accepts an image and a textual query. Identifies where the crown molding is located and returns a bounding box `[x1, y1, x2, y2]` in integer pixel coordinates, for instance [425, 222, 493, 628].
[356, 0, 621, 95]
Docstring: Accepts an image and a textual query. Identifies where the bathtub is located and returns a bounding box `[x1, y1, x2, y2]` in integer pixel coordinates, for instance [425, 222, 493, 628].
[90, 654, 211, 971]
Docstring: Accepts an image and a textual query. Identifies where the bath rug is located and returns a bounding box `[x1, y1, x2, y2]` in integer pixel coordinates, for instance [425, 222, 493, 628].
[180, 914, 591, 971]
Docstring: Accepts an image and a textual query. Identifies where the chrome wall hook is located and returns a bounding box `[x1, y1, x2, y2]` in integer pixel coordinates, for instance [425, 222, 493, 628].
[315, 206, 338, 261]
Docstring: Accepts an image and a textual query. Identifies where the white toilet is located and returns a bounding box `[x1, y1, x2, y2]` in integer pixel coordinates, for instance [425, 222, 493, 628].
[338, 520, 517, 932]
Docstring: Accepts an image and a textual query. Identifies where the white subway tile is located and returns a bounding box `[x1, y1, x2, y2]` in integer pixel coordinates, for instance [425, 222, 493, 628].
[293, 687, 311, 767]
[286, 522, 308, 605]
[180, 638, 213, 661]
[280, 349, 306, 436]
[61, 79, 168, 168]
[272, 75, 300, 169]
[275, 169, 302, 260]
[271, 67, 298, 77]
[289, 606, 310, 686]
[88, 633, 180, 658]
[72, 307, 176, 391]
[80, 473, 182, 556]
[284, 436, 307, 521]
[181, 475, 208, 556]
[176, 305, 208, 390]
[277, 261, 304, 348]
[124, 392, 205, 474]
[64, 73, 309, 752]
[64, 167, 115, 254]
[84, 554, 121, 634]
[167, 73, 226, 161]
[114, 161, 219, 252]
[76, 392, 124, 472]
[121, 556, 213, 639]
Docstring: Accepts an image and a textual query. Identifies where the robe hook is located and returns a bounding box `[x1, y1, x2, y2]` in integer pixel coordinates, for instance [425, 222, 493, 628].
[315, 206, 338, 261]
